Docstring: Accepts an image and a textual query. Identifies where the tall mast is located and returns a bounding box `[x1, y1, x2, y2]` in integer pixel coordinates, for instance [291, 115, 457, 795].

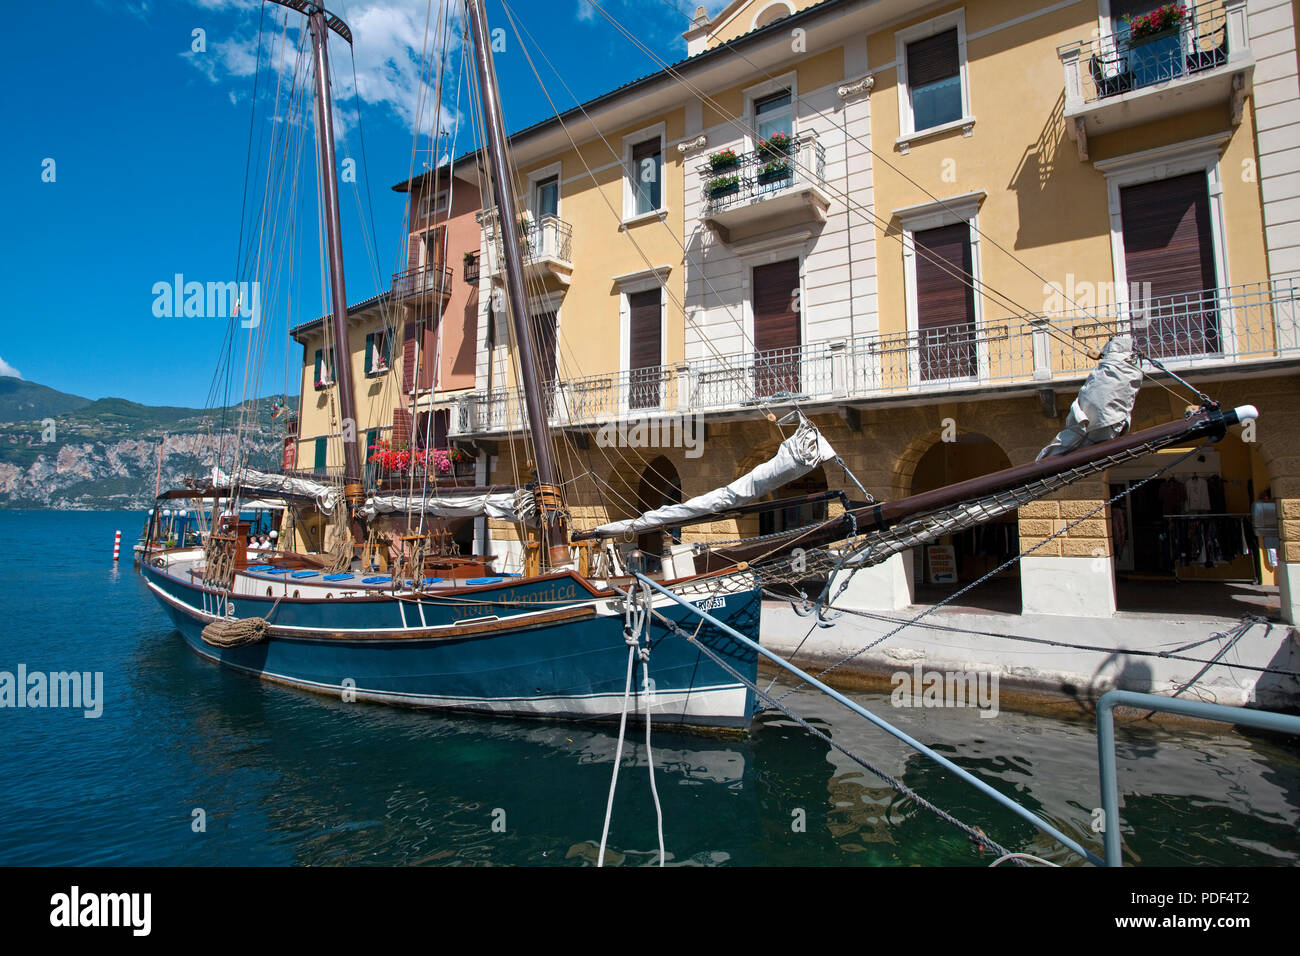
[303, 3, 363, 501]
[465, 0, 570, 567]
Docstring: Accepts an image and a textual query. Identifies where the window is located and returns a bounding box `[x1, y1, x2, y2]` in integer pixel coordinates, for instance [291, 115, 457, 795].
[534, 175, 558, 220]
[906, 29, 962, 131]
[627, 288, 662, 410]
[419, 188, 449, 220]
[1119, 172, 1220, 358]
[754, 89, 793, 143]
[630, 138, 662, 216]
[313, 437, 327, 472]
[313, 347, 335, 388]
[913, 223, 977, 381]
[365, 330, 390, 376]
[752, 259, 802, 397]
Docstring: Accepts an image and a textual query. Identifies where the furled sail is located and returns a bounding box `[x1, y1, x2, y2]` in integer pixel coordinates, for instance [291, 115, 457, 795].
[591, 419, 838, 539]
[1037, 335, 1142, 460]
[359, 490, 535, 522]
[213, 467, 344, 515]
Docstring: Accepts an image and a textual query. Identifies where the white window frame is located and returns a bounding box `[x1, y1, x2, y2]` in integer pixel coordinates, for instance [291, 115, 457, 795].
[744, 72, 798, 155]
[1095, 133, 1233, 364]
[895, 9, 975, 151]
[894, 190, 987, 387]
[622, 121, 668, 226]
[419, 187, 449, 221]
[528, 162, 562, 222]
[616, 266, 672, 415]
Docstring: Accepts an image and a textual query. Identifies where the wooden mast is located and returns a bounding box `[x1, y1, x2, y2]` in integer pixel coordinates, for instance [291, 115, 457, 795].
[465, 0, 570, 568]
[301, 2, 364, 504]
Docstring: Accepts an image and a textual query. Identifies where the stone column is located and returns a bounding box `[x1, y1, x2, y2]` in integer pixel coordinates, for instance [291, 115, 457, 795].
[1279, 497, 1300, 625]
[1018, 481, 1117, 617]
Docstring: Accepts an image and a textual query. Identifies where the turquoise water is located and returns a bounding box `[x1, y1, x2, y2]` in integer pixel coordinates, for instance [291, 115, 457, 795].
[1, 510, 1297, 866]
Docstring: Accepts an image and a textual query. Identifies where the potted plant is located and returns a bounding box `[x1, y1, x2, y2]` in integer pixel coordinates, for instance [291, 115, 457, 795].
[757, 159, 792, 185]
[708, 148, 739, 172]
[757, 131, 793, 159]
[707, 174, 740, 198]
[1124, 3, 1187, 44]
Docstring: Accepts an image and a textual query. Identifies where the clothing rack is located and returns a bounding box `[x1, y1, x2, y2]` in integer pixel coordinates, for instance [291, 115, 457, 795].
[1159, 512, 1255, 583]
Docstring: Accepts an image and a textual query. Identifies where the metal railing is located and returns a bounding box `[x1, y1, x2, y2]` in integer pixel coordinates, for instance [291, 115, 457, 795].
[463, 252, 480, 285]
[1096, 690, 1300, 866]
[447, 280, 1298, 437]
[480, 212, 574, 271]
[700, 132, 826, 217]
[1059, 0, 1246, 105]
[391, 264, 453, 301]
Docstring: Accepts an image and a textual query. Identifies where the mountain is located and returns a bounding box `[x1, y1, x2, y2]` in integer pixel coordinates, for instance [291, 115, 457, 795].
[0, 380, 294, 510]
[0, 377, 93, 421]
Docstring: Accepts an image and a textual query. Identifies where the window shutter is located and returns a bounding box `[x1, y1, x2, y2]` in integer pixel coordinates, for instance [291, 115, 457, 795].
[392, 407, 412, 446]
[529, 312, 558, 384]
[365, 429, 377, 464]
[907, 29, 959, 87]
[628, 289, 662, 410]
[913, 222, 976, 381]
[314, 437, 327, 470]
[403, 321, 419, 391]
[752, 259, 802, 395]
[364, 333, 375, 374]
[314, 349, 322, 384]
[1120, 172, 1219, 357]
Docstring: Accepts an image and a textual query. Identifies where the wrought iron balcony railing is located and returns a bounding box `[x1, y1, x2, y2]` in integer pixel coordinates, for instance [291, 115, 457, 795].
[392, 264, 453, 302]
[699, 132, 827, 217]
[479, 213, 574, 273]
[446, 280, 1299, 437]
[1059, 0, 1247, 106]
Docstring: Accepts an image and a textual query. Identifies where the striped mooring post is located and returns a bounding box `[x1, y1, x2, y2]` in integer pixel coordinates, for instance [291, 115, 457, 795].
[113, 530, 121, 562]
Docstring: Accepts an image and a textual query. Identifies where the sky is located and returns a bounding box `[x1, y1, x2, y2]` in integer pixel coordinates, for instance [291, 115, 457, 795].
[0, 0, 730, 408]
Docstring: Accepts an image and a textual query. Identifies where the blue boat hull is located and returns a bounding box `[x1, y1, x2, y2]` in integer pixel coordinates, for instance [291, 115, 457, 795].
[143, 563, 761, 728]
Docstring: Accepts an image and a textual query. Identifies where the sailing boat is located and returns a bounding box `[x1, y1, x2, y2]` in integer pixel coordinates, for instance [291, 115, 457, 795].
[139, 0, 1258, 730]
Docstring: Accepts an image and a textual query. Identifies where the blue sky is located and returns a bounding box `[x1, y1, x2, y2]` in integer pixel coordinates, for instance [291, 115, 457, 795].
[0, 0, 726, 408]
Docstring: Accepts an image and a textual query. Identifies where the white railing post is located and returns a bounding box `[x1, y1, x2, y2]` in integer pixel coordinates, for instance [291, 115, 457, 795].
[1059, 45, 1084, 111]
[1224, 0, 1248, 64]
[828, 339, 847, 398]
[1030, 316, 1053, 381]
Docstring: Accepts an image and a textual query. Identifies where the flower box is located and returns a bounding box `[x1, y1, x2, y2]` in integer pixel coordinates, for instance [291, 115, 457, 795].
[708, 149, 739, 172]
[1124, 3, 1187, 44]
[757, 132, 793, 159]
[708, 175, 740, 198]
[757, 160, 792, 185]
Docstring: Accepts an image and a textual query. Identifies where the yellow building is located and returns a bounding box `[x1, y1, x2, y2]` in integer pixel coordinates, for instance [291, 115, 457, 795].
[444, 0, 1300, 625]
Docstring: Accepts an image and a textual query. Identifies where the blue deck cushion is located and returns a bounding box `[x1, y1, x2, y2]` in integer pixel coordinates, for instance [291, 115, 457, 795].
[466, 577, 504, 586]
[404, 577, 446, 587]
[322, 573, 354, 581]
[291, 571, 320, 579]
[362, 576, 391, 585]
[266, 568, 292, 575]
[247, 565, 277, 572]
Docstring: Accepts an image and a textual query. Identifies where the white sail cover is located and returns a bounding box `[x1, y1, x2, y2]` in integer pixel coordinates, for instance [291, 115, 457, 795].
[360, 490, 535, 523]
[1037, 335, 1143, 460]
[213, 467, 344, 515]
[591, 419, 838, 539]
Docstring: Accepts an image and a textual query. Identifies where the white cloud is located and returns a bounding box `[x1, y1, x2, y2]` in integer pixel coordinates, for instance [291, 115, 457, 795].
[0, 357, 22, 379]
[181, 0, 463, 134]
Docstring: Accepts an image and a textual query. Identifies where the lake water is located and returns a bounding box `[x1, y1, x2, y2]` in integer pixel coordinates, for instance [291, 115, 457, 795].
[1, 510, 1297, 866]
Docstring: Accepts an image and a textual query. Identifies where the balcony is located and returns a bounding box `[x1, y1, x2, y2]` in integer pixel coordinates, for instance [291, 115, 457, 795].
[463, 252, 480, 285]
[447, 280, 1299, 437]
[392, 264, 453, 303]
[699, 133, 831, 243]
[1058, 0, 1252, 157]
[480, 213, 573, 287]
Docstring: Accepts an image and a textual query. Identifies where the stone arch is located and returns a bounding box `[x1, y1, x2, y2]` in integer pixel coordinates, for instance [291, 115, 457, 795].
[636, 455, 683, 556]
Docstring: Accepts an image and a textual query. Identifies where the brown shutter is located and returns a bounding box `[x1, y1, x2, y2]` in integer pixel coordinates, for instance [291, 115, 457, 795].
[420, 315, 438, 390]
[753, 259, 801, 395]
[407, 234, 421, 272]
[392, 407, 412, 446]
[628, 289, 662, 410]
[529, 312, 558, 384]
[913, 222, 976, 381]
[402, 320, 419, 391]
[1120, 172, 1219, 357]
[907, 29, 959, 87]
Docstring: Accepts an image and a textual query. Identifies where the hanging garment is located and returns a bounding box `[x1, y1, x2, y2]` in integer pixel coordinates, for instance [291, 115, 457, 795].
[1159, 478, 1186, 516]
[1185, 475, 1211, 512]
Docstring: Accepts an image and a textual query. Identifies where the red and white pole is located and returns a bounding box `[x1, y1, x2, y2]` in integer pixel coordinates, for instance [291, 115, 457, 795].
[113, 530, 121, 562]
